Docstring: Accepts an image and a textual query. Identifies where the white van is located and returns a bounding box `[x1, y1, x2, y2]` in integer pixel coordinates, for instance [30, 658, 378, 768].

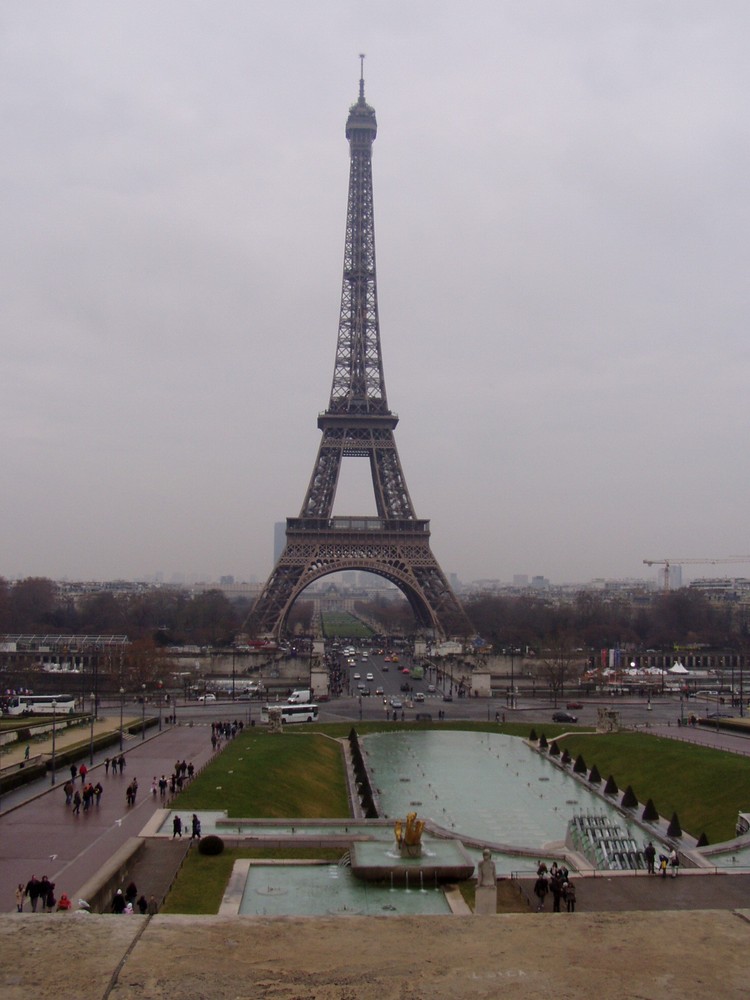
[287, 689, 311, 704]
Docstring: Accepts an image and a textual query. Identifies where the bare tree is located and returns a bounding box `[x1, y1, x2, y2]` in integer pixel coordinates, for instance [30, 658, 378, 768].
[537, 638, 585, 707]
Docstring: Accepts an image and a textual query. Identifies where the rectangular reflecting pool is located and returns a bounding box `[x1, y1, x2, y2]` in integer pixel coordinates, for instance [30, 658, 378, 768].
[239, 863, 452, 916]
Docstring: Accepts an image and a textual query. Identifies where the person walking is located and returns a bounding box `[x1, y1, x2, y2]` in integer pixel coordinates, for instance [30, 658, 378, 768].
[172, 815, 183, 838]
[644, 842, 656, 874]
[669, 848, 680, 877]
[25, 875, 41, 912]
[191, 814, 201, 840]
[533, 873, 549, 911]
[72, 790, 82, 815]
[15, 883, 25, 912]
[104, 757, 110, 776]
[564, 881, 576, 912]
[111, 889, 126, 914]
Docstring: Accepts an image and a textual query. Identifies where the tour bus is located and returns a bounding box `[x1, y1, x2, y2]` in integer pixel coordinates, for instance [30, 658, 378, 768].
[4, 694, 77, 716]
[260, 702, 319, 724]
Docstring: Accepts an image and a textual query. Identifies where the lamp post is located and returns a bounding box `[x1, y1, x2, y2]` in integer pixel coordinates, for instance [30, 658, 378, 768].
[88, 690, 96, 764]
[50, 700, 57, 786]
[141, 684, 146, 741]
[158, 684, 163, 731]
[119, 687, 125, 752]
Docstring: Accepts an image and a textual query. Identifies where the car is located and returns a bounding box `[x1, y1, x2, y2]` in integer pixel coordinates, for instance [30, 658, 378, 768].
[384, 656, 392, 662]
[401, 667, 410, 675]
[382, 664, 389, 671]
[552, 711, 578, 723]
[375, 686, 384, 695]
[198, 693, 216, 703]
[414, 692, 425, 702]
[353, 672, 361, 680]
[442, 693, 453, 702]
[390, 698, 403, 710]
[366, 672, 374, 681]
[427, 684, 436, 693]
[566, 702, 583, 710]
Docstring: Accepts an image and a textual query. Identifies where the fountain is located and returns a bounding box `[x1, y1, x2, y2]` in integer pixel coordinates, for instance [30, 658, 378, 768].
[349, 811, 474, 886]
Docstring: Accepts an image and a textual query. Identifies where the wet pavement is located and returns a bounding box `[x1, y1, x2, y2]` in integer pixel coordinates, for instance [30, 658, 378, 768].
[1, 719, 217, 911]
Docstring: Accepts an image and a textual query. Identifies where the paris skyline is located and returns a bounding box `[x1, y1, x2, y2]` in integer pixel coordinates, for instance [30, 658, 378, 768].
[3, 3, 749, 588]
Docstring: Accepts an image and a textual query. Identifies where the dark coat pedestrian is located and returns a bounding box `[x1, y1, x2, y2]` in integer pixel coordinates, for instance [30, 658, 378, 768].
[644, 842, 656, 874]
[533, 875, 549, 911]
[111, 889, 126, 914]
[172, 815, 182, 838]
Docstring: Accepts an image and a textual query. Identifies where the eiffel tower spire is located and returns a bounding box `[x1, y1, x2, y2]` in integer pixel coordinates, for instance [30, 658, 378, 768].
[247, 68, 471, 640]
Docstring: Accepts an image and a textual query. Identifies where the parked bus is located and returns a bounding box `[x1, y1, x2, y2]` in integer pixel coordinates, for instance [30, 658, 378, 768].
[260, 703, 319, 724]
[4, 694, 77, 716]
[409, 665, 425, 681]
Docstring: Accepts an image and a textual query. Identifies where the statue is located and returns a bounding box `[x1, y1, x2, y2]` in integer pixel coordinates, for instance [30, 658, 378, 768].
[477, 848, 496, 887]
[474, 847, 497, 914]
[394, 811, 425, 857]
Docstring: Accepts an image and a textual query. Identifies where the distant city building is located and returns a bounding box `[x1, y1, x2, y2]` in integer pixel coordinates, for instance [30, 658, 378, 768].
[513, 574, 529, 587]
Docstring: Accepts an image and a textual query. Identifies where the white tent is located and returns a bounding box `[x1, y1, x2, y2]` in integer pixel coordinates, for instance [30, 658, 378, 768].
[668, 662, 689, 674]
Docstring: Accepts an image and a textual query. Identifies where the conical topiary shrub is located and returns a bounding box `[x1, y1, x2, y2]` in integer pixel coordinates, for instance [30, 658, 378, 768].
[696, 832, 709, 847]
[621, 785, 638, 809]
[549, 740, 561, 757]
[588, 764, 602, 784]
[529, 728, 538, 742]
[561, 749, 571, 765]
[667, 812, 682, 837]
[604, 774, 618, 796]
[573, 753, 587, 774]
[642, 798, 659, 822]
[539, 733, 548, 749]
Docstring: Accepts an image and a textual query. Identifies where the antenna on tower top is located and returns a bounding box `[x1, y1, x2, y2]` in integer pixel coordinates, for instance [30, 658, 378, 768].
[359, 53, 365, 99]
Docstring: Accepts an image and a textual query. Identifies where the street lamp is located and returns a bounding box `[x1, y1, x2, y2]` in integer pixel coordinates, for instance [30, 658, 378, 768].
[119, 687, 125, 752]
[141, 684, 146, 741]
[158, 684, 163, 731]
[50, 700, 57, 786]
[88, 690, 96, 764]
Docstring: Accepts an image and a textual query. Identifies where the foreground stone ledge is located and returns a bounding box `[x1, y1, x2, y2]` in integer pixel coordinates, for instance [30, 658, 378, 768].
[1, 911, 749, 999]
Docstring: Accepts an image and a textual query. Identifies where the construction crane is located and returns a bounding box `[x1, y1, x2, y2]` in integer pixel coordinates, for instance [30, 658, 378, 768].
[643, 557, 750, 591]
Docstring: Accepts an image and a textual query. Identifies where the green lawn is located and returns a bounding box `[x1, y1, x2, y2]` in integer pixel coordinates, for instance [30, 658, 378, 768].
[174, 730, 350, 817]
[552, 731, 750, 844]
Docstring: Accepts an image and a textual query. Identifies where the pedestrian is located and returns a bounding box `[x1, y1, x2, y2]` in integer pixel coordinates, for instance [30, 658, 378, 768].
[63, 779, 74, 806]
[151, 777, 158, 797]
[172, 815, 183, 838]
[669, 848, 679, 877]
[159, 775, 168, 799]
[104, 757, 110, 775]
[551, 875, 563, 913]
[659, 854, 668, 878]
[125, 882, 138, 905]
[72, 790, 82, 815]
[191, 814, 201, 840]
[137, 894, 148, 914]
[644, 841, 656, 875]
[564, 881, 576, 912]
[25, 875, 41, 912]
[15, 883, 25, 912]
[79, 763, 87, 785]
[69, 764, 77, 783]
[147, 895, 158, 916]
[24, 744, 30, 761]
[533, 873, 549, 911]
[56, 893, 72, 912]
[94, 782, 103, 805]
[111, 889, 126, 914]
[118, 755, 126, 774]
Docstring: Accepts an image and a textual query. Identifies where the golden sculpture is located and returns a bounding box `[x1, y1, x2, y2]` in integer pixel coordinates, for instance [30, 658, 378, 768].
[394, 812, 425, 857]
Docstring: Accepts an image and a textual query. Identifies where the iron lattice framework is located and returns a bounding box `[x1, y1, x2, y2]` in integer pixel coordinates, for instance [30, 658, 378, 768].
[248, 68, 471, 640]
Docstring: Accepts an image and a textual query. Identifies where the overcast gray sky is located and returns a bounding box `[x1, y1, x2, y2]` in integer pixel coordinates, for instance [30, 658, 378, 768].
[2, 1, 749, 588]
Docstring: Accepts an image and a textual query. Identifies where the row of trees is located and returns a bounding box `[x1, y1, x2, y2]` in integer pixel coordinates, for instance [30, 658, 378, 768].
[463, 589, 742, 651]
[0, 577, 246, 647]
[2, 576, 745, 654]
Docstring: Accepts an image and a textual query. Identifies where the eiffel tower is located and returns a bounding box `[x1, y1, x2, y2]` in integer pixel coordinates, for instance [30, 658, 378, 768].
[247, 64, 471, 640]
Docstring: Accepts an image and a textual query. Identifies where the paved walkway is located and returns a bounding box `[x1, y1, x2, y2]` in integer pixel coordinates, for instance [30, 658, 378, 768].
[0, 720, 216, 912]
